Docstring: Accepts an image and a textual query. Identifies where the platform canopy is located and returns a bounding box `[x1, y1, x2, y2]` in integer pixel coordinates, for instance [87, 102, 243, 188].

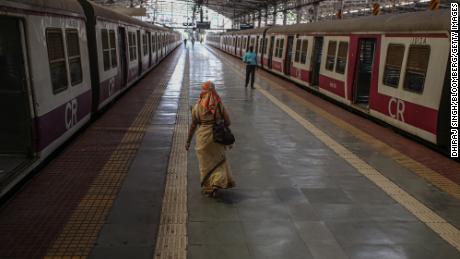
[190, 0, 278, 18]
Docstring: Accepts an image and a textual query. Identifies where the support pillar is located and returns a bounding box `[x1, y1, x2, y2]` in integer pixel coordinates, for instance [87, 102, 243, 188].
[283, 10, 287, 25]
[258, 10, 262, 28]
[264, 6, 268, 25]
[272, 3, 277, 25]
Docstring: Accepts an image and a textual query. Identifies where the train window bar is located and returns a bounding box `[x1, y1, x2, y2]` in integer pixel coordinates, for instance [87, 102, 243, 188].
[403, 45, 430, 94]
[335, 41, 348, 75]
[326, 41, 337, 71]
[46, 28, 68, 94]
[383, 44, 405, 88]
[66, 29, 83, 86]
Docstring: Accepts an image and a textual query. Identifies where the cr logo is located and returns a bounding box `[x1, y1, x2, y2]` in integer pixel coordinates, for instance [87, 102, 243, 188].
[388, 97, 405, 122]
[65, 99, 78, 130]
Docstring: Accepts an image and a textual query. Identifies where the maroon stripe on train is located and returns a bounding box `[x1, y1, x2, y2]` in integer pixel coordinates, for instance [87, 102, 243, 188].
[36, 89, 92, 152]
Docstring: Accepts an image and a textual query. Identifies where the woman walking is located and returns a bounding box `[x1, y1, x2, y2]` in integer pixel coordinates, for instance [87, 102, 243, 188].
[185, 81, 235, 197]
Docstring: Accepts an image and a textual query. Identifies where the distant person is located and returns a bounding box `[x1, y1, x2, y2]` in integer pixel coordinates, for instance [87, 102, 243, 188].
[184, 38, 187, 47]
[242, 46, 257, 89]
[191, 37, 195, 47]
[186, 81, 235, 197]
[200, 37, 203, 44]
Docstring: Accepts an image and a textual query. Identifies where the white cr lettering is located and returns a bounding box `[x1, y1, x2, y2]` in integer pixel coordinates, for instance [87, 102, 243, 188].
[388, 97, 405, 122]
[65, 99, 78, 129]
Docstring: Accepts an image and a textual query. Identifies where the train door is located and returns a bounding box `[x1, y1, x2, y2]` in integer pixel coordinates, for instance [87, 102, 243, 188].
[268, 36, 275, 69]
[0, 17, 33, 161]
[352, 39, 376, 106]
[147, 31, 151, 67]
[118, 27, 127, 87]
[136, 30, 142, 76]
[255, 36, 259, 59]
[310, 37, 323, 86]
[284, 36, 294, 76]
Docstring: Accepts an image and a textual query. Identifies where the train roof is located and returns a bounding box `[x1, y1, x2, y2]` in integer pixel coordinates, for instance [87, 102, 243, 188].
[1, 0, 85, 17]
[267, 10, 449, 34]
[232, 27, 270, 35]
[88, 1, 169, 31]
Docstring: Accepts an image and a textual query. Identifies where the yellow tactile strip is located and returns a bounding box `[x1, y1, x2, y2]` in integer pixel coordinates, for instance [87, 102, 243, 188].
[44, 76, 173, 258]
[207, 47, 460, 251]
[209, 47, 460, 202]
[153, 52, 189, 259]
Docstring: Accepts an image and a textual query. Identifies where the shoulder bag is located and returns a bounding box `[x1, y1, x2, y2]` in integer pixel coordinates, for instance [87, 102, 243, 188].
[213, 105, 235, 145]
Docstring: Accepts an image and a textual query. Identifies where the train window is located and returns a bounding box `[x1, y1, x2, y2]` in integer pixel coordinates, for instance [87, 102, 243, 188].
[383, 44, 405, 88]
[326, 41, 337, 71]
[300, 40, 308, 64]
[46, 29, 68, 94]
[101, 29, 110, 70]
[102, 29, 117, 70]
[335, 41, 348, 74]
[109, 30, 117, 68]
[128, 32, 137, 61]
[294, 39, 301, 63]
[151, 35, 155, 53]
[259, 38, 263, 53]
[66, 30, 82, 86]
[274, 39, 280, 57]
[142, 34, 148, 56]
[404, 45, 430, 93]
[263, 38, 268, 54]
[278, 39, 284, 58]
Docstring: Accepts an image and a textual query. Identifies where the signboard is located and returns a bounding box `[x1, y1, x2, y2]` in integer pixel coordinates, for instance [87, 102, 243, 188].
[240, 23, 254, 30]
[196, 21, 211, 29]
[182, 22, 195, 27]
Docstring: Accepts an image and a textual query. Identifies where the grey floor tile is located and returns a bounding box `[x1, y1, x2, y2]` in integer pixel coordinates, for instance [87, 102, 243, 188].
[302, 188, 354, 204]
[344, 245, 404, 259]
[248, 239, 314, 259]
[188, 244, 252, 259]
[189, 221, 246, 245]
[89, 245, 153, 259]
[242, 220, 302, 246]
[326, 221, 394, 246]
[313, 204, 372, 221]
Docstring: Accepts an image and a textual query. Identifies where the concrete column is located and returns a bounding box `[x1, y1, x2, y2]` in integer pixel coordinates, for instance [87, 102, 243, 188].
[264, 6, 268, 25]
[283, 10, 287, 25]
[313, 3, 319, 22]
[272, 3, 277, 25]
[258, 10, 262, 28]
[296, 0, 302, 23]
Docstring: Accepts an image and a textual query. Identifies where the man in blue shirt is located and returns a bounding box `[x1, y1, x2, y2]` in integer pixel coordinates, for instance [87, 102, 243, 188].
[242, 46, 257, 89]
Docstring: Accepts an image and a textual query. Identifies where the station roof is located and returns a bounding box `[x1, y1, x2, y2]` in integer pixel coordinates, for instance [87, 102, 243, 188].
[192, 0, 278, 18]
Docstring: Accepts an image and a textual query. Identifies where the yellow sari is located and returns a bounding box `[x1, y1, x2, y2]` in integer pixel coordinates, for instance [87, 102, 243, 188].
[192, 102, 235, 194]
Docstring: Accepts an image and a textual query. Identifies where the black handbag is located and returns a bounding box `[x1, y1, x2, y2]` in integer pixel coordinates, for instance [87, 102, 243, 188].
[213, 106, 235, 145]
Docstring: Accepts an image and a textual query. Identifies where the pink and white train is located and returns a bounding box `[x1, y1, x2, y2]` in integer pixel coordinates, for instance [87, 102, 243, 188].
[0, 0, 181, 196]
[207, 10, 452, 155]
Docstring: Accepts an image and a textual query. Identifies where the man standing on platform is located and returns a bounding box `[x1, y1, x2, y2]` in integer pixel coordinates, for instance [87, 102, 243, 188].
[242, 46, 257, 89]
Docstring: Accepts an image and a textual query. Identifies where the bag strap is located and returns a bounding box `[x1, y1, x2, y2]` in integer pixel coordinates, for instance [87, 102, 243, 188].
[213, 103, 223, 122]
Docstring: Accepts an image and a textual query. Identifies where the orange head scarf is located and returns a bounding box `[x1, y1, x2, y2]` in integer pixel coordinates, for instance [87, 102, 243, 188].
[198, 81, 221, 114]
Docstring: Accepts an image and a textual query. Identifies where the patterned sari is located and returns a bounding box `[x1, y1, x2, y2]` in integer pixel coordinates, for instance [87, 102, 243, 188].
[192, 83, 235, 194]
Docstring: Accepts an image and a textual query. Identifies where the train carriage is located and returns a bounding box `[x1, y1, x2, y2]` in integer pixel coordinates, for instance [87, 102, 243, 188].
[211, 10, 451, 153]
[0, 0, 181, 197]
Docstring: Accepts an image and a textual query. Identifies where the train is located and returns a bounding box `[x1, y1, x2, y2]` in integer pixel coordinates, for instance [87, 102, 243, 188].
[207, 10, 452, 154]
[0, 0, 181, 197]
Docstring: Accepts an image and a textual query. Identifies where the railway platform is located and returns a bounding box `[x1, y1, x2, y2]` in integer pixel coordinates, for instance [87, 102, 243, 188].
[1, 44, 460, 259]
